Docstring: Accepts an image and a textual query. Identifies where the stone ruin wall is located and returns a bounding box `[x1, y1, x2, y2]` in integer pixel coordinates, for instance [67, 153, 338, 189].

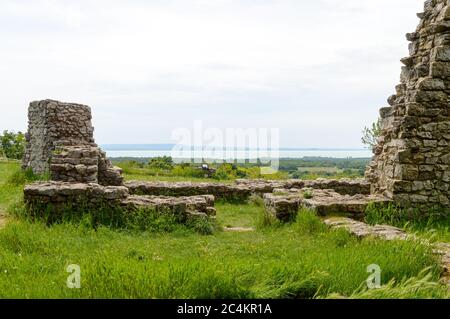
[21, 99, 216, 222]
[22, 100, 95, 174]
[366, 0, 450, 211]
[23, 182, 216, 222]
[22, 1, 450, 219]
[22, 100, 123, 186]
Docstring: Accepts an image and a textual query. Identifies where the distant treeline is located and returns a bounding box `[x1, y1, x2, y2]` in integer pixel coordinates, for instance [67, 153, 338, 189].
[111, 156, 371, 180]
[279, 157, 371, 170]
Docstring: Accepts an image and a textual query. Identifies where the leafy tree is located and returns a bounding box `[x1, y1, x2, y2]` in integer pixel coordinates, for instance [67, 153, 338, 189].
[362, 119, 381, 151]
[148, 156, 174, 170]
[0, 130, 25, 160]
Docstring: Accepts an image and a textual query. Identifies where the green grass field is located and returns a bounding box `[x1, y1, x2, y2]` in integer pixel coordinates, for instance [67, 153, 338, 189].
[0, 160, 448, 299]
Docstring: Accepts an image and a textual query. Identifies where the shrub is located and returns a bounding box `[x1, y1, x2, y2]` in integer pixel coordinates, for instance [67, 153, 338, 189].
[0, 130, 25, 160]
[148, 156, 174, 170]
[212, 164, 237, 180]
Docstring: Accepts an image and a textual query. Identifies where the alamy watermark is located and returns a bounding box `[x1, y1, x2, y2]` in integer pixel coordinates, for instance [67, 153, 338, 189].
[171, 120, 280, 174]
[66, 264, 81, 289]
[366, 264, 381, 289]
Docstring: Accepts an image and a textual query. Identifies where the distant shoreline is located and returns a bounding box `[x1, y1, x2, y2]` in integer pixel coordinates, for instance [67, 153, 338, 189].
[101, 144, 369, 152]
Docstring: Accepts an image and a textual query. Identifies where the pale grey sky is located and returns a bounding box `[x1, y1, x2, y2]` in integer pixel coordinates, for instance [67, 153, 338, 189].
[0, 0, 424, 147]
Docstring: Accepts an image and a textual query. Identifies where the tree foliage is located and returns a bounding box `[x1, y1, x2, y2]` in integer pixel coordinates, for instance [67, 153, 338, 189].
[0, 130, 26, 160]
[362, 119, 381, 151]
[148, 156, 174, 170]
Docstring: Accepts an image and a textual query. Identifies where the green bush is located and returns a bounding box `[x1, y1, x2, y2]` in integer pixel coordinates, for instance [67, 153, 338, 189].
[148, 156, 174, 170]
[212, 164, 236, 180]
[0, 130, 25, 160]
[303, 190, 314, 199]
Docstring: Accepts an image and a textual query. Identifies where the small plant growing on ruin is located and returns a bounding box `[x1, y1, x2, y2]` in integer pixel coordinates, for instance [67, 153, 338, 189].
[361, 118, 381, 151]
[303, 190, 314, 199]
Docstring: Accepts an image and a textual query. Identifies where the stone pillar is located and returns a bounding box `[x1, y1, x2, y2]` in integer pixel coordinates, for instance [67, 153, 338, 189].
[22, 100, 95, 174]
[366, 0, 450, 210]
[22, 99, 123, 186]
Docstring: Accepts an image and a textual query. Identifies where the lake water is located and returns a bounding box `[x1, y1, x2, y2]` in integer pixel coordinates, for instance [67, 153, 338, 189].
[103, 148, 373, 159]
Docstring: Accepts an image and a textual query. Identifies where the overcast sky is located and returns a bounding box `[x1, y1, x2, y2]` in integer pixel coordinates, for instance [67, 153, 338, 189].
[0, 0, 424, 148]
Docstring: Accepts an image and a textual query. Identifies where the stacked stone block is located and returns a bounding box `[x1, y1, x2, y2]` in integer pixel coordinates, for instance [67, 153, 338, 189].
[50, 146, 99, 183]
[22, 100, 94, 174]
[24, 182, 129, 207]
[22, 99, 123, 186]
[97, 149, 124, 186]
[366, 0, 450, 210]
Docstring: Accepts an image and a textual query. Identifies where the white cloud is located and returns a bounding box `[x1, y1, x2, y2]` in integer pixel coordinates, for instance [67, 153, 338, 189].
[0, 0, 424, 147]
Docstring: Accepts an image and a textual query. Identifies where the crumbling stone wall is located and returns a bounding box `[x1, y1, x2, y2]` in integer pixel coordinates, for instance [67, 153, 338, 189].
[24, 182, 216, 222]
[263, 188, 390, 222]
[366, 0, 450, 210]
[22, 100, 123, 186]
[22, 100, 94, 174]
[235, 178, 371, 196]
[124, 178, 371, 202]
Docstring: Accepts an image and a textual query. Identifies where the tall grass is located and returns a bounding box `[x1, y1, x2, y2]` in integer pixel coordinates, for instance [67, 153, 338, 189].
[328, 269, 448, 299]
[0, 209, 445, 298]
[365, 203, 450, 242]
[6, 168, 49, 186]
[11, 199, 217, 236]
[0, 161, 447, 299]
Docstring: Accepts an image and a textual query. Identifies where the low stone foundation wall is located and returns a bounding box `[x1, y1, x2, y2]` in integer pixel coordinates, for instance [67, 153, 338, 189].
[263, 192, 302, 222]
[124, 181, 252, 202]
[124, 178, 371, 203]
[24, 182, 215, 221]
[236, 178, 371, 196]
[122, 195, 216, 218]
[324, 217, 409, 240]
[263, 188, 391, 221]
[24, 182, 129, 206]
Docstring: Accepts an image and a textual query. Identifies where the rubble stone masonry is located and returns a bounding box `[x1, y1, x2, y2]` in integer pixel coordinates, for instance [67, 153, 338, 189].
[22, 100, 123, 186]
[366, 0, 450, 211]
